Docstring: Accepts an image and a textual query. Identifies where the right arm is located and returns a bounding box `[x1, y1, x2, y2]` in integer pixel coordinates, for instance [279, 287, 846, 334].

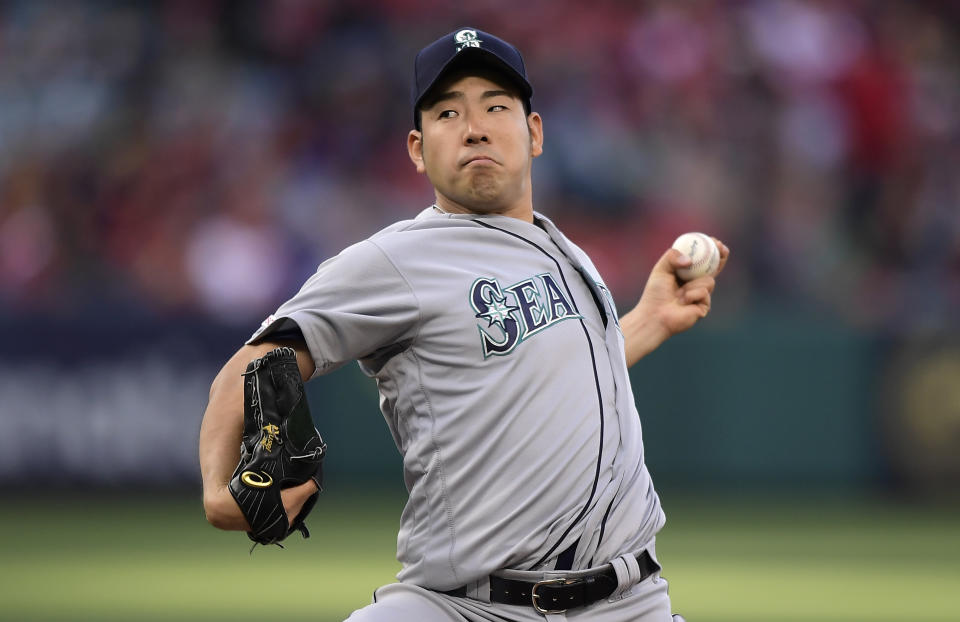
[199, 339, 317, 530]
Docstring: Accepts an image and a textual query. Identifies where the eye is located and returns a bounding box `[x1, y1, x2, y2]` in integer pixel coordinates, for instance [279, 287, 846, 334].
[438, 109, 458, 119]
[489, 104, 507, 112]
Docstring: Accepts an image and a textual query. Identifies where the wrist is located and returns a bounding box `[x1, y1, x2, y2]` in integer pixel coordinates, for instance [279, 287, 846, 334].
[621, 304, 671, 366]
[282, 479, 320, 523]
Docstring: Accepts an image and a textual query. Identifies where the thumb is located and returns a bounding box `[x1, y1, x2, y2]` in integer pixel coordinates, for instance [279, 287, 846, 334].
[656, 248, 691, 276]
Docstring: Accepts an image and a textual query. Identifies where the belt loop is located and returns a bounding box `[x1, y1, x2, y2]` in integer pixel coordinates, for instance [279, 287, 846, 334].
[554, 537, 580, 571]
[466, 577, 491, 603]
[608, 553, 642, 601]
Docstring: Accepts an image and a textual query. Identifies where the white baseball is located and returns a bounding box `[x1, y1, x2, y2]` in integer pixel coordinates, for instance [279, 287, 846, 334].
[672, 232, 720, 281]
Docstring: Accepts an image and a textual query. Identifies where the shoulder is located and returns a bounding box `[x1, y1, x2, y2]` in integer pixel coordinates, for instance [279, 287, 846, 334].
[365, 209, 487, 253]
[371, 208, 483, 237]
[534, 212, 606, 281]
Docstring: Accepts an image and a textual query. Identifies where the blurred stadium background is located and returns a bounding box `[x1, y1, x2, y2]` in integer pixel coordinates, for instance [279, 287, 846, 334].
[1, 1, 958, 620]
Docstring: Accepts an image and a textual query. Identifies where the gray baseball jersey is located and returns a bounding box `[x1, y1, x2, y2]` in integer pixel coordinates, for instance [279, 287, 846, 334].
[249, 207, 665, 591]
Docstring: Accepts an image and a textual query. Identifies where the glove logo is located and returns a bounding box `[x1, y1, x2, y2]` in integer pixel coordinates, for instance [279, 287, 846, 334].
[259, 424, 280, 452]
[240, 470, 274, 488]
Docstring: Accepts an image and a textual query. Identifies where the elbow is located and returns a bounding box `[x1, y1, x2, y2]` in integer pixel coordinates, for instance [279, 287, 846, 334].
[203, 494, 227, 530]
[203, 490, 240, 531]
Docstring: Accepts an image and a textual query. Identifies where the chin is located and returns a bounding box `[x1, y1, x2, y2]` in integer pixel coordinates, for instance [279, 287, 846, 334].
[466, 176, 507, 206]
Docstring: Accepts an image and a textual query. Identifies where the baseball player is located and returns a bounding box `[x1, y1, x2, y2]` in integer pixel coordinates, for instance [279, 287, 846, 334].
[199, 27, 729, 622]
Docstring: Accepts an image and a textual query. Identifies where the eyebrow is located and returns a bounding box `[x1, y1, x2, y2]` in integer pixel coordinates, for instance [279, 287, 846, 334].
[429, 89, 515, 107]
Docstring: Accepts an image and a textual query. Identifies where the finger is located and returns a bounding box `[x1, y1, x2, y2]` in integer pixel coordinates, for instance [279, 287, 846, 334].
[682, 288, 711, 307]
[690, 293, 711, 318]
[659, 248, 692, 274]
[682, 275, 716, 294]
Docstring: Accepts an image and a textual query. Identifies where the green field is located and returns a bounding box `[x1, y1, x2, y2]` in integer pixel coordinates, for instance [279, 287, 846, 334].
[2, 492, 958, 621]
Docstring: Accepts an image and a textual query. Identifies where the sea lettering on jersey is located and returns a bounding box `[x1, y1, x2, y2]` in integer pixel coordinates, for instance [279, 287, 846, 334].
[470, 273, 582, 358]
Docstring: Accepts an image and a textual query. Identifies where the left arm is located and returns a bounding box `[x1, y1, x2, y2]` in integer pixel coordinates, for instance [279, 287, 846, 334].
[621, 238, 729, 367]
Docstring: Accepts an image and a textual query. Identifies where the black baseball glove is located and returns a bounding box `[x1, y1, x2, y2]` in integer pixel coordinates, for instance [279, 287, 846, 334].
[228, 346, 326, 547]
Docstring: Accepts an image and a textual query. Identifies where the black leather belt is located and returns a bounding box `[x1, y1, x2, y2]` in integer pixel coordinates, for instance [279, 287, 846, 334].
[442, 550, 659, 614]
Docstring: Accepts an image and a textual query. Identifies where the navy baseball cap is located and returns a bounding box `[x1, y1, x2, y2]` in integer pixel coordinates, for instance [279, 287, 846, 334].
[412, 27, 533, 127]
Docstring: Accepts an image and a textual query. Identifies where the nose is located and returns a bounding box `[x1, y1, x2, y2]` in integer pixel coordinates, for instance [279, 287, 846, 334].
[463, 115, 489, 145]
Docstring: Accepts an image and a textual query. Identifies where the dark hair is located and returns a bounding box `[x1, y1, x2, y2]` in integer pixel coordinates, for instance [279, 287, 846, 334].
[414, 64, 532, 131]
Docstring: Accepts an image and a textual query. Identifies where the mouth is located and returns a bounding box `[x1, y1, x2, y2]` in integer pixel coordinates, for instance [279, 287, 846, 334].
[461, 155, 497, 168]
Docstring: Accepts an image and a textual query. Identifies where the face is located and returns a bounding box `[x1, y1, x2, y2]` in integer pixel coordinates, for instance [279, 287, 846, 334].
[407, 74, 543, 219]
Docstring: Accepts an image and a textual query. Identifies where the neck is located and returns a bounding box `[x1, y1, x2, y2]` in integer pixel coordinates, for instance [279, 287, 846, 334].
[433, 194, 534, 223]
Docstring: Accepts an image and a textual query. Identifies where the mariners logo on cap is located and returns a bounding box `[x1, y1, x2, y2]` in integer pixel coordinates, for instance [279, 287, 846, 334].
[454, 29, 482, 52]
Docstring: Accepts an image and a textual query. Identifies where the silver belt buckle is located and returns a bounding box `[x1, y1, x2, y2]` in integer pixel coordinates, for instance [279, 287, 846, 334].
[531, 577, 577, 614]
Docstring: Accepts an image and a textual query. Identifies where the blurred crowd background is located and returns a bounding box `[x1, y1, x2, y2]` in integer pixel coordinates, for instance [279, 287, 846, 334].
[3, 0, 958, 326]
[1, 0, 958, 493]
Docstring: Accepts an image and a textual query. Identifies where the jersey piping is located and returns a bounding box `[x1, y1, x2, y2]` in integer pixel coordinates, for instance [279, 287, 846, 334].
[472, 219, 605, 570]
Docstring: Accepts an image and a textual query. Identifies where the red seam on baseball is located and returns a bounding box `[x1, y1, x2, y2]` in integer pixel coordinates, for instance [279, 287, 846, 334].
[689, 234, 713, 274]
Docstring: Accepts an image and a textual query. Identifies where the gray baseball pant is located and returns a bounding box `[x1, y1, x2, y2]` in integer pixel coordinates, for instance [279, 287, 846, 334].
[345, 542, 674, 622]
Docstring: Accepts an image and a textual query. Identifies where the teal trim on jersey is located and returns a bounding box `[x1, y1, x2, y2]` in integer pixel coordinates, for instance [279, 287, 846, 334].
[593, 281, 622, 332]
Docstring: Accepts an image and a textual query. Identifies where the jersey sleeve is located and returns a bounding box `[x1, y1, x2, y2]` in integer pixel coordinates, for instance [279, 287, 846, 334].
[248, 239, 420, 375]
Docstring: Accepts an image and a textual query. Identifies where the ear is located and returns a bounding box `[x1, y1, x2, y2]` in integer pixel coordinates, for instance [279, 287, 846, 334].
[407, 130, 426, 174]
[527, 112, 543, 158]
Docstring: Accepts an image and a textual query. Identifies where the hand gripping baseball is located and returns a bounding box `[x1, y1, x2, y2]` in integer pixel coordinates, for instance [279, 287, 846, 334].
[228, 347, 326, 547]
